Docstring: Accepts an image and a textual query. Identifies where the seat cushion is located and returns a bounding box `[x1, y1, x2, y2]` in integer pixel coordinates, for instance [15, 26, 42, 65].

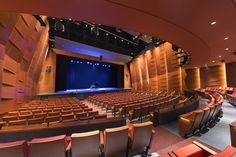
[173, 144, 203, 157]
[209, 146, 236, 157]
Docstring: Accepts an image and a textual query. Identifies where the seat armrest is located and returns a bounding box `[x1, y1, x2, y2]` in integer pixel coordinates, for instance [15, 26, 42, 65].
[100, 131, 104, 145]
[66, 142, 71, 151]
[192, 141, 217, 155]
[66, 142, 72, 157]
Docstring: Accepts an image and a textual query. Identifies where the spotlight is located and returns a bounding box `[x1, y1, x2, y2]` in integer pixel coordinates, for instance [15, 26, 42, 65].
[54, 19, 65, 32]
[91, 24, 99, 36]
[116, 28, 122, 33]
[133, 33, 142, 43]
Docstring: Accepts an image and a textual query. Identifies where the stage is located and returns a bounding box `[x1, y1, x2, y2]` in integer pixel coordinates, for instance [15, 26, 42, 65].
[36, 88, 131, 99]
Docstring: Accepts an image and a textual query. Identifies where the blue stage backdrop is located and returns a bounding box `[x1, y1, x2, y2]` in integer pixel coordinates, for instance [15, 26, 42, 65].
[55, 55, 124, 91]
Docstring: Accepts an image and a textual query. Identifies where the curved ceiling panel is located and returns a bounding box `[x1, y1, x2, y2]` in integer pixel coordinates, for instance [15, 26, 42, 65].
[0, 0, 235, 67]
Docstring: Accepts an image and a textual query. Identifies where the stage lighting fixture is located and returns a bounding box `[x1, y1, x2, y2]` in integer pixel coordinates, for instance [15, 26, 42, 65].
[54, 19, 65, 32]
[116, 28, 122, 33]
[91, 24, 99, 36]
[133, 33, 142, 43]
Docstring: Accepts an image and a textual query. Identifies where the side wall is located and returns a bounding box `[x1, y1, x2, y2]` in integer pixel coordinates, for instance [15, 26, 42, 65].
[37, 50, 57, 93]
[0, 13, 48, 114]
[185, 63, 228, 89]
[130, 42, 183, 92]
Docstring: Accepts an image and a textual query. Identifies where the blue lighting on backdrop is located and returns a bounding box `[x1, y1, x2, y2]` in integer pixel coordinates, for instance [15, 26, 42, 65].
[66, 58, 116, 89]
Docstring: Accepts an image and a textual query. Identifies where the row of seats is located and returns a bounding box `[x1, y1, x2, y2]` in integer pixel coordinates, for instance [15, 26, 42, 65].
[0, 111, 107, 127]
[179, 91, 223, 137]
[88, 91, 172, 115]
[88, 91, 182, 120]
[160, 140, 236, 157]
[0, 121, 154, 157]
[0, 97, 107, 127]
[125, 95, 182, 122]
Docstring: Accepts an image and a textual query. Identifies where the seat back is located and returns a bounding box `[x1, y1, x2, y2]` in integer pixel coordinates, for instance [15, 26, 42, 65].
[128, 121, 153, 155]
[29, 135, 66, 157]
[45, 115, 61, 123]
[2, 115, 18, 122]
[104, 125, 129, 157]
[28, 117, 45, 125]
[191, 110, 204, 131]
[0, 140, 29, 157]
[199, 107, 210, 127]
[71, 130, 100, 157]
[9, 119, 27, 126]
[61, 114, 75, 122]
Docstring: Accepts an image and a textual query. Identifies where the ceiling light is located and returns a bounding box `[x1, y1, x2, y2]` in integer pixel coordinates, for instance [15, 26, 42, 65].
[219, 55, 222, 58]
[212, 60, 215, 63]
[210, 21, 216, 25]
[106, 33, 108, 36]
[121, 39, 123, 42]
[225, 48, 229, 51]
[114, 36, 116, 39]
[224, 37, 229, 40]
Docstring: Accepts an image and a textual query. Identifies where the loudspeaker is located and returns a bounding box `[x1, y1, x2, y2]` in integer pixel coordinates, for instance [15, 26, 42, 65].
[46, 66, 51, 73]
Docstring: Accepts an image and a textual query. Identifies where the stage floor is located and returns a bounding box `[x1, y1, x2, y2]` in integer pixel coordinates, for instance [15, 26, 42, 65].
[37, 87, 129, 97]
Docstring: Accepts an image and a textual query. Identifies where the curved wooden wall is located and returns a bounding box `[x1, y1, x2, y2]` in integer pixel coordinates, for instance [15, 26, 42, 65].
[130, 42, 183, 92]
[0, 13, 49, 114]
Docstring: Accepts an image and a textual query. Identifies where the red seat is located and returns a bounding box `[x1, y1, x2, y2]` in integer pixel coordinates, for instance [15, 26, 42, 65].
[173, 143, 203, 157]
[69, 130, 100, 157]
[29, 135, 67, 157]
[0, 140, 29, 157]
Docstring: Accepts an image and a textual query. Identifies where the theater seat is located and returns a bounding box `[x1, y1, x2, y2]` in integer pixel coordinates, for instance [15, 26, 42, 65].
[28, 117, 45, 125]
[45, 115, 61, 123]
[128, 121, 154, 156]
[75, 112, 87, 120]
[104, 125, 129, 157]
[8, 119, 27, 126]
[69, 130, 100, 157]
[2, 115, 18, 122]
[179, 110, 204, 137]
[61, 114, 75, 122]
[173, 143, 203, 157]
[29, 135, 67, 157]
[0, 140, 29, 157]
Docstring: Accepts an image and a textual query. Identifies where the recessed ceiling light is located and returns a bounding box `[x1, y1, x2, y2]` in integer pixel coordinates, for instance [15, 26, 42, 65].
[210, 21, 216, 25]
[106, 33, 108, 36]
[121, 39, 123, 42]
[212, 60, 215, 63]
[225, 48, 229, 51]
[224, 37, 229, 40]
[219, 55, 222, 58]
[114, 36, 116, 39]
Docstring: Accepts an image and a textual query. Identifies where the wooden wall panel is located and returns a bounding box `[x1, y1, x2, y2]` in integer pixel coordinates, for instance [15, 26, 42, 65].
[37, 51, 57, 93]
[0, 13, 49, 114]
[226, 62, 236, 87]
[200, 64, 227, 88]
[146, 50, 158, 90]
[124, 64, 131, 89]
[130, 42, 183, 92]
[185, 68, 200, 90]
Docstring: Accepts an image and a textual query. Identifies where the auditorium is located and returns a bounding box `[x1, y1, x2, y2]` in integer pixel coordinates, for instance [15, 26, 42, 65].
[0, 1, 236, 157]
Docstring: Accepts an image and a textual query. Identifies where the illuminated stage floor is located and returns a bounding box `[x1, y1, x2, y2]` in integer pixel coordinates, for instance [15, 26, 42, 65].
[37, 87, 130, 98]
